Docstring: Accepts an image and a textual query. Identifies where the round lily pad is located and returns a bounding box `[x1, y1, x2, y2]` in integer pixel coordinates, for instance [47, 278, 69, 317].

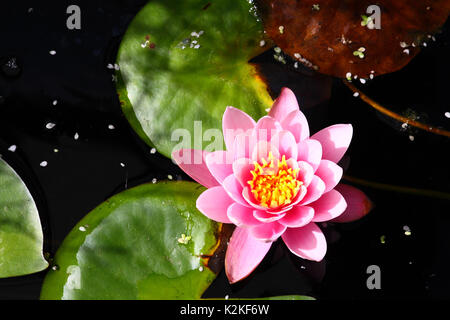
[0, 158, 48, 278]
[116, 0, 273, 158]
[40, 181, 223, 300]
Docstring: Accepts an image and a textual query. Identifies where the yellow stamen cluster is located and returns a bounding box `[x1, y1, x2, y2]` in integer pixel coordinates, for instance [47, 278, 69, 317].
[248, 152, 302, 209]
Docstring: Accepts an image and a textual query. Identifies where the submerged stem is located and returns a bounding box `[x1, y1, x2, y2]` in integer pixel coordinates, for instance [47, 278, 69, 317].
[343, 174, 450, 200]
[343, 80, 450, 138]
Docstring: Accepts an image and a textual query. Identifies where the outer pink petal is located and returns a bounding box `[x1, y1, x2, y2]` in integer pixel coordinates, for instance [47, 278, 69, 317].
[172, 149, 219, 188]
[232, 158, 254, 188]
[311, 124, 353, 163]
[205, 151, 233, 184]
[196, 186, 233, 223]
[250, 221, 287, 242]
[279, 206, 315, 228]
[268, 87, 300, 122]
[297, 161, 314, 187]
[297, 139, 322, 172]
[222, 106, 256, 150]
[270, 130, 298, 160]
[253, 210, 286, 223]
[225, 227, 272, 284]
[222, 175, 251, 207]
[331, 184, 373, 223]
[282, 223, 327, 261]
[298, 175, 326, 206]
[311, 189, 347, 222]
[253, 116, 282, 142]
[227, 203, 262, 227]
[315, 160, 343, 193]
[281, 110, 310, 142]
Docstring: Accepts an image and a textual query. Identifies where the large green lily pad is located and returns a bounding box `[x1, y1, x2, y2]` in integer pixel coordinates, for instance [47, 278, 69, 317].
[116, 0, 273, 158]
[0, 158, 48, 278]
[40, 181, 223, 300]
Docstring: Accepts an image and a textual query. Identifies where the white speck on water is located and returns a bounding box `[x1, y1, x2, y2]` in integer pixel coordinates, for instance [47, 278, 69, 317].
[168, 175, 173, 180]
[79, 226, 87, 232]
[403, 225, 412, 236]
[401, 122, 408, 129]
[400, 42, 408, 48]
[360, 78, 366, 84]
[198, 266, 203, 272]
[28, 8, 33, 13]
[225, 295, 229, 300]
[259, 40, 265, 47]
[278, 25, 284, 34]
[403, 49, 410, 55]
[152, 178, 157, 184]
[294, 62, 298, 68]
[120, 162, 125, 167]
[444, 112, 450, 118]
[274, 47, 281, 54]
[353, 92, 360, 97]
[369, 74, 374, 79]
[423, 42, 427, 47]
[46, 122, 56, 129]
[40, 161, 48, 167]
[194, 44, 200, 49]
[74, 132, 79, 140]
[54, 148, 59, 153]
[108, 124, 115, 130]
[52, 100, 58, 106]
[107, 63, 114, 69]
[114, 64, 120, 70]
[8, 145, 16, 152]
[409, 135, 415, 141]
[150, 148, 156, 154]
[294, 53, 301, 59]
[346, 72, 352, 80]
[49, 50, 56, 55]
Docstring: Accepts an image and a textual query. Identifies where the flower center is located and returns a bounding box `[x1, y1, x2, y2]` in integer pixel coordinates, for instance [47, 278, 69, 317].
[248, 152, 302, 209]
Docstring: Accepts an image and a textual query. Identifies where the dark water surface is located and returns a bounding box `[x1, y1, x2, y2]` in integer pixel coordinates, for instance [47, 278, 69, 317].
[0, 1, 449, 299]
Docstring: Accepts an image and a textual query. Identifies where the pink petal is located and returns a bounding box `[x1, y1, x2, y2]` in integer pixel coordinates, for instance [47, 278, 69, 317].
[279, 206, 314, 228]
[268, 87, 300, 122]
[297, 139, 322, 172]
[297, 161, 314, 187]
[250, 221, 287, 242]
[205, 151, 233, 184]
[270, 130, 298, 160]
[222, 175, 251, 207]
[331, 184, 373, 223]
[251, 140, 280, 162]
[315, 160, 343, 193]
[172, 149, 219, 188]
[232, 158, 254, 188]
[227, 203, 262, 227]
[311, 189, 347, 222]
[253, 116, 282, 142]
[298, 176, 326, 206]
[225, 227, 272, 284]
[196, 186, 233, 223]
[311, 124, 353, 163]
[282, 223, 327, 261]
[281, 110, 310, 142]
[232, 131, 257, 160]
[222, 106, 256, 150]
[253, 210, 286, 223]
[242, 186, 270, 211]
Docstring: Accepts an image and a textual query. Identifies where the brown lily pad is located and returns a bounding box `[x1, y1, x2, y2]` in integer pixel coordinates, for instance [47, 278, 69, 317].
[256, 0, 450, 78]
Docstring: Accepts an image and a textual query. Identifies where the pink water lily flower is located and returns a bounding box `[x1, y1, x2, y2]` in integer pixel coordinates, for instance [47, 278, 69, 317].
[173, 88, 372, 284]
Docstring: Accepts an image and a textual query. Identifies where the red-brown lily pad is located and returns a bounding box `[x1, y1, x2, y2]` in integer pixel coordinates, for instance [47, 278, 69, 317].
[257, 0, 450, 78]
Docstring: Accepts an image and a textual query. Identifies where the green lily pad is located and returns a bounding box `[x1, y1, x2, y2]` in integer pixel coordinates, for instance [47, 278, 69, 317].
[116, 0, 273, 158]
[0, 158, 48, 278]
[40, 181, 223, 300]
